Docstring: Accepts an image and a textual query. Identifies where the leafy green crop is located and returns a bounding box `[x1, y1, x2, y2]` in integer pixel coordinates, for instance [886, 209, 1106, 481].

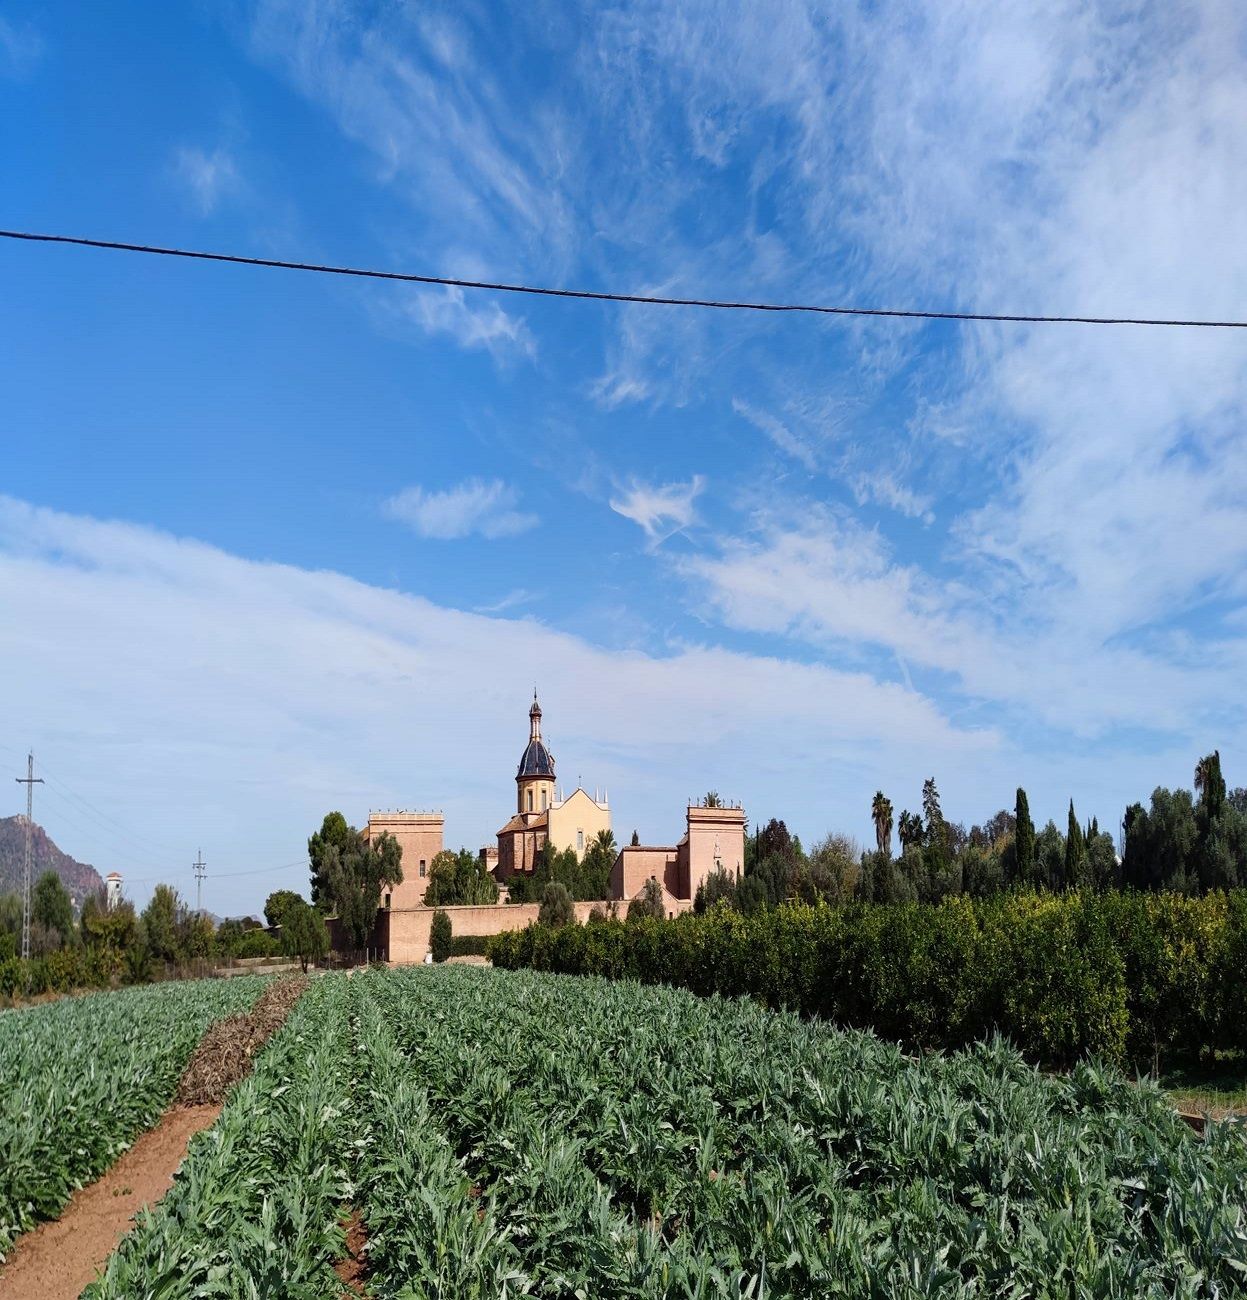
[83, 967, 1247, 1297]
[362, 966, 1247, 1298]
[0, 977, 264, 1257]
[84, 974, 356, 1299]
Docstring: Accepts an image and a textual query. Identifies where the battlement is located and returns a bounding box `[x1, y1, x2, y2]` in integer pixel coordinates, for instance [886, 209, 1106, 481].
[367, 810, 444, 824]
[687, 803, 746, 820]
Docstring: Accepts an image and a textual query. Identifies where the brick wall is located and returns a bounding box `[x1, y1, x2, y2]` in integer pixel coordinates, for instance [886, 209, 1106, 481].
[385, 900, 605, 963]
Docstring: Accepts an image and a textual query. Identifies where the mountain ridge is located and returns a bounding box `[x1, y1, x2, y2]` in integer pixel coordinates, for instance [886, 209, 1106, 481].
[0, 816, 106, 908]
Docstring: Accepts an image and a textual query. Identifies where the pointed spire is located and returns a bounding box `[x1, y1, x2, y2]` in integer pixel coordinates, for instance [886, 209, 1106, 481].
[529, 690, 542, 740]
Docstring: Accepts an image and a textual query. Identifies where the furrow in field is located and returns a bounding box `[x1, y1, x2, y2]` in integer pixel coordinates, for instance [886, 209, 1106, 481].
[83, 974, 357, 1300]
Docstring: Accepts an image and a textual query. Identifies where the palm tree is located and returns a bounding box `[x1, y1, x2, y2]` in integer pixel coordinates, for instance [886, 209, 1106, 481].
[594, 828, 617, 856]
[898, 810, 922, 852]
[871, 792, 894, 859]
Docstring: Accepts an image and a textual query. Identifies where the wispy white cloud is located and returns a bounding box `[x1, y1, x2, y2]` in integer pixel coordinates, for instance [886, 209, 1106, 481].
[473, 588, 539, 614]
[383, 479, 537, 540]
[731, 398, 818, 471]
[681, 504, 1247, 740]
[247, 0, 575, 269]
[0, 15, 44, 79]
[401, 286, 535, 361]
[590, 372, 651, 410]
[610, 476, 704, 544]
[850, 473, 935, 525]
[172, 145, 241, 216]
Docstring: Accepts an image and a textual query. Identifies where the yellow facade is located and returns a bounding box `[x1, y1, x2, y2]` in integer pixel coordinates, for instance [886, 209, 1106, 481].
[518, 776, 555, 815]
[547, 786, 612, 860]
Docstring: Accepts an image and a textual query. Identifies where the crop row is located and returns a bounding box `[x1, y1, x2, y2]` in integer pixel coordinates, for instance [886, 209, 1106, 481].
[0, 976, 264, 1257]
[84, 972, 356, 1297]
[364, 965, 1247, 1298]
[76, 967, 1247, 1297]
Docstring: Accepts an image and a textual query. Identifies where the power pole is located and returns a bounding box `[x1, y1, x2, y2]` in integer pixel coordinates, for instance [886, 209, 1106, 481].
[193, 849, 206, 916]
[15, 753, 44, 962]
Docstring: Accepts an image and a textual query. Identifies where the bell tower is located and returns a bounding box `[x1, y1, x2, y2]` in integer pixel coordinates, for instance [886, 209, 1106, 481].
[516, 691, 556, 816]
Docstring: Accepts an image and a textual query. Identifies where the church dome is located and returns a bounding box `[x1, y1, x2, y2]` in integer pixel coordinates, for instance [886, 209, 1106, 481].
[517, 738, 555, 779]
[516, 691, 555, 780]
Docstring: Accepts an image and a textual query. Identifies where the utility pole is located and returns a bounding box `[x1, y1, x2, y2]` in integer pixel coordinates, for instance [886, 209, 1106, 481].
[193, 849, 206, 916]
[15, 753, 44, 961]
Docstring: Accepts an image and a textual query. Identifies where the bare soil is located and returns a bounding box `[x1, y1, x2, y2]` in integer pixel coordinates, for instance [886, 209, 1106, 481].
[0, 1104, 221, 1300]
[334, 1208, 369, 1296]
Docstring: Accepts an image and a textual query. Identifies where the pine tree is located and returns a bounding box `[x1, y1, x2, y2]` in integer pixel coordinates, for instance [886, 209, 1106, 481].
[921, 778, 949, 883]
[1015, 788, 1035, 885]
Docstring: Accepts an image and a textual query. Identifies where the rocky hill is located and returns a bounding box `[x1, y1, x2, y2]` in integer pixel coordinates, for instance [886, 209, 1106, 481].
[0, 816, 106, 910]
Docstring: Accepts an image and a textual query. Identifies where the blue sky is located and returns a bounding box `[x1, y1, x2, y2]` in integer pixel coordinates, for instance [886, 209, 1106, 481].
[2, 1, 1246, 916]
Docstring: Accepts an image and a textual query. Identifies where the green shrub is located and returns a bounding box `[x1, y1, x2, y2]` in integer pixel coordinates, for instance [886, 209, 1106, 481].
[448, 934, 490, 957]
[430, 910, 452, 964]
[1099, 891, 1226, 1070]
[537, 882, 575, 929]
[988, 894, 1128, 1066]
[232, 928, 280, 959]
[487, 891, 1241, 1069]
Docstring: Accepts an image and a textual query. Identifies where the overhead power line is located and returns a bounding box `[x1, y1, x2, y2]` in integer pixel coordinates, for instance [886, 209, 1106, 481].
[1, 228, 1244, 330]
[120, 860, 307, 887]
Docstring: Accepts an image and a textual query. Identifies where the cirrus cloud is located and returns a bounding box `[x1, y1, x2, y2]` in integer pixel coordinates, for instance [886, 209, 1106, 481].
[383, 478, 537, 540]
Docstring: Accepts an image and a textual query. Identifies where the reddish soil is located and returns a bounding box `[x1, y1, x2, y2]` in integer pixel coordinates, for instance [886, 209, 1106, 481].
[334, 1208, 369, 1296]
[0, 1104, 221, 1300]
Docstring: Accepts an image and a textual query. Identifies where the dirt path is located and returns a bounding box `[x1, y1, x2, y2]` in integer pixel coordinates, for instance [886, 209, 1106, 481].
[0, 1103, 221, 1300]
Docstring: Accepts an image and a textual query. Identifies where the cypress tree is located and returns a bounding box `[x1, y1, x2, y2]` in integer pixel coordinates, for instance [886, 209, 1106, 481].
[1195, 751, 1226, 818]
[1065, 799, 1086, 889]
[1015, 788, 1035, 885]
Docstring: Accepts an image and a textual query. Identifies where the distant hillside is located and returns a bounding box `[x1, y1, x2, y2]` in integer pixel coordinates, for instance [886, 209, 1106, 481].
[0, 816, 106, 910]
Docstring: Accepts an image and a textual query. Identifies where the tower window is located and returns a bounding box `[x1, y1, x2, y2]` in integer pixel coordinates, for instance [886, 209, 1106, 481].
[419, 860, 426, 878]
[384, 893, 391, 909]
[577, 829, 584, 852]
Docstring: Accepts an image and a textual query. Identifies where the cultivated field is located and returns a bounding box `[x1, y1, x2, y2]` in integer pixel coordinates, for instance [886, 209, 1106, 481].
[0, 976, 264, 1255]
[2, 967, 1246, 1297]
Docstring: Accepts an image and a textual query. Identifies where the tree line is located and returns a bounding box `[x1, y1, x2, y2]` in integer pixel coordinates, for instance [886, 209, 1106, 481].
[696, 749, 1246, 913]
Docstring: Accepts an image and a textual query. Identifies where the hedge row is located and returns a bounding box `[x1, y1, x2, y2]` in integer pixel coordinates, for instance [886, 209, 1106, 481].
[0, 946, 134, 1000]
[488, 891, 1247, 1069]
[448, 934, 491, 957]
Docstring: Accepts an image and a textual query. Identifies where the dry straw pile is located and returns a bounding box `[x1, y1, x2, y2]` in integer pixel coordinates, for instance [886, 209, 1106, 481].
[176, 975, 309, 1106]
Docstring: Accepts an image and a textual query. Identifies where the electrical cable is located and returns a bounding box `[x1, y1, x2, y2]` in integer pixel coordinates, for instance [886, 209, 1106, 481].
[2, 228, 1244, 329]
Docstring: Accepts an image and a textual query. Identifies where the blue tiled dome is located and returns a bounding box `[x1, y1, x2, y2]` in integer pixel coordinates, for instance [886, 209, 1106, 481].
[517, 738, 555, 779]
